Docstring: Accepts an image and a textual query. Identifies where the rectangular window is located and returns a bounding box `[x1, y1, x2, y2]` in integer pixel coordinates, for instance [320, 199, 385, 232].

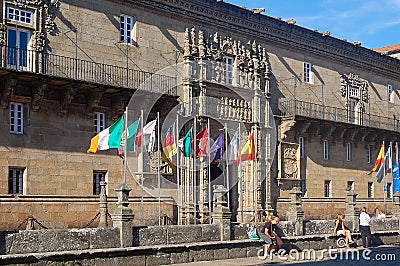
[8, 168, 24, 194]
[324, 180, 331, 197]
[346, 143, 352, 162]
[10, 102, 23, 134]
[300, 181, 306, 197]
[299, 137, 304, 158]
[94, 112, 105, 133]
[7, 28, 30, 70]
[323, 140, 329, 160]
[303, 62, 312, 83]
[368, 182, 374, 198]
[347, 181, 354, 191]
[225, 56, 234, 85]
[7, 6, 33, 24]
[388, 85, 393, 102]
[387, 183, 392, 198]
[120, 14, 134, 44]
[349, 87, 359, 98]
[367, 145, 371, 164]
[93, 171, 106, 195]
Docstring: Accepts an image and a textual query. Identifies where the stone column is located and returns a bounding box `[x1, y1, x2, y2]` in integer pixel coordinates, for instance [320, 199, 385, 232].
[286, 186, 304, 235]
[392, 192, 400, 217]
[111, 184, 134, 247]
[344, 188, 359, 232]
[98, 181, 108, 228]
[212, 185, 231, 241]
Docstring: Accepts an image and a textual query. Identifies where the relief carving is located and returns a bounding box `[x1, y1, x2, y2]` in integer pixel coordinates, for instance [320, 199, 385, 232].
[184, 27, 270, 88]
[280, 142, 299, 180]
[60, 84, 78, 116]
[0, 21, 7, 45]
[1, 75, 17, 109]
[31, 80, 47, 111]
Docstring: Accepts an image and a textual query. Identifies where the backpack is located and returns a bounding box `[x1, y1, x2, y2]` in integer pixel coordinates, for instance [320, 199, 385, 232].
[247, 224, 259, 239]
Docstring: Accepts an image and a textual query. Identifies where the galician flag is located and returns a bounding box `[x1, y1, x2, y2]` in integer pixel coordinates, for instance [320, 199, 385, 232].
[226, 131, 238, 164]
[87, 116, 124, 153]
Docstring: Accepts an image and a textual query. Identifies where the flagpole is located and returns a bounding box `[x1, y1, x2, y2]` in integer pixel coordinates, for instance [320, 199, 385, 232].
[194, 116, 197, 225]
[225, 123, 230, 210]
[239, 123, 243, 222]
[176, 113, 181, 225]
[140, 110, 144, 225]
[207, 118, 212, 224]
[253, 128, 257, 222]
[123, 107, 128, 185]
[157, 112, 161, 226]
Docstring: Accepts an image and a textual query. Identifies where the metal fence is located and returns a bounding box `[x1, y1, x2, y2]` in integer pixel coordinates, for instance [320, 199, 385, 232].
[280, 99, 400, 133]
[0, 45, 177, 95]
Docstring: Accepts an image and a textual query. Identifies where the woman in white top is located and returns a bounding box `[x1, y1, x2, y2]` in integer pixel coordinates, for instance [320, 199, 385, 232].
[359, 207, 372, 248]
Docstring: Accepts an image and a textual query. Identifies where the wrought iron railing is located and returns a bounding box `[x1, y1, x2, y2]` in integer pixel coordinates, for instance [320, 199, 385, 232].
[0, 45, 177, 95]
[280, 99, 400, 133]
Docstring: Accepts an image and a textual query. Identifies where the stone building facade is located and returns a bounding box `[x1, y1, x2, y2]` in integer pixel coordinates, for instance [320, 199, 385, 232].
[0, 0, 399, 229]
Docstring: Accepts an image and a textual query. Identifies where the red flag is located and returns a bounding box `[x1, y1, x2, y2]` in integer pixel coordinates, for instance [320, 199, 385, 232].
[194, 127, 209, 157]
[135, 129, 142, 147]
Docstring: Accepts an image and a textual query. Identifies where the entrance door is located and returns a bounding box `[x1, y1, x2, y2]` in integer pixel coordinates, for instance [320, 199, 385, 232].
[7, 28, 30, 70]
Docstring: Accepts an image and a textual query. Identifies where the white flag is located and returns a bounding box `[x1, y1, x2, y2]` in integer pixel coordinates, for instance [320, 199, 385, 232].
[143, 120, 157, 151]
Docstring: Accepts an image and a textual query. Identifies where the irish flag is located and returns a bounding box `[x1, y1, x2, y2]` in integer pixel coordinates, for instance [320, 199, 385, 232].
[87, 116, 124, 153]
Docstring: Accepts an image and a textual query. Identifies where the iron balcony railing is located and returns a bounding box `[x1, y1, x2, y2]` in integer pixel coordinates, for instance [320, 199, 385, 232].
[0, 45, 177, 95]
[280, 99, 400, 133]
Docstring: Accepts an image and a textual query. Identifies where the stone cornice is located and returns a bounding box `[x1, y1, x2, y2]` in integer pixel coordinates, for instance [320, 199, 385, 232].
[130, 0, 400, 79]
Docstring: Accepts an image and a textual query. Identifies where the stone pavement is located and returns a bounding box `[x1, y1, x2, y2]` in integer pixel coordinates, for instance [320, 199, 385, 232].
[170, 246, 400, 265]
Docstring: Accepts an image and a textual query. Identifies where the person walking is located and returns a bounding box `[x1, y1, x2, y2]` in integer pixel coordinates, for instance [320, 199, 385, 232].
[359, 207, 372, 248]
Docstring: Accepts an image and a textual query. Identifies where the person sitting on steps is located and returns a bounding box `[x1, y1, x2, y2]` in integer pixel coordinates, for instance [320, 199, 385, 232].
[259, 216, 283, 253]
[333, 214, 354, 247]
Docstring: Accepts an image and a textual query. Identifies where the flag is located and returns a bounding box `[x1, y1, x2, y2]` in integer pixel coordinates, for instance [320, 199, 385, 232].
[393, 164, 400, 195]
[376, 147, 391, 183]
[87, 116, 124, 153]
[180, 128, 192, 157]
[162, 149, 177, 170]
[210, 132, 224, 161]
[126, 119, 140, 151]
[226, 131, 238, 164]
[235, 132, 255, 165]
[368, 143, 385, 175]
[162, 125, 177, 159]
[136, 120, 157, 151]
[195, 127, 209, 157]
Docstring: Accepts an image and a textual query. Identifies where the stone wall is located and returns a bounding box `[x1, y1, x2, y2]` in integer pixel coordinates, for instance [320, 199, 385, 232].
[133, 224, 221, 246]
[4, 228, 119, 254]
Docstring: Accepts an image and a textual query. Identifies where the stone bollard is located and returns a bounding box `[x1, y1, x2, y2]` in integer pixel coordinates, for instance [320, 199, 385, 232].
[286, 186, 304, 235]
[98, 181, 108, 228]
[26, 216, 35, 230]
[392, 192, 400, 217]
[212, 185, 231, 241]
[344, 188, 359, 232]
[111, 184, 134, 247]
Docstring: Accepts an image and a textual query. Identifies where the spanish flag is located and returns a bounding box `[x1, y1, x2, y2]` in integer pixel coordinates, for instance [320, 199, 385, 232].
[234, 132, 255, 165]
[162, 125, 177, 159]
[368, 143, 385, 175]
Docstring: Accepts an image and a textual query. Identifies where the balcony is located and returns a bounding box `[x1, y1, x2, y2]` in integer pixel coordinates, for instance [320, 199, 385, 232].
[0, 45, 177, 96]
[280, 99, 400, 133]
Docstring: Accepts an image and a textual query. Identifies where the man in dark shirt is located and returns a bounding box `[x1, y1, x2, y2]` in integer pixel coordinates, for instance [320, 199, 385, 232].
[259, 216, 282, 252]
